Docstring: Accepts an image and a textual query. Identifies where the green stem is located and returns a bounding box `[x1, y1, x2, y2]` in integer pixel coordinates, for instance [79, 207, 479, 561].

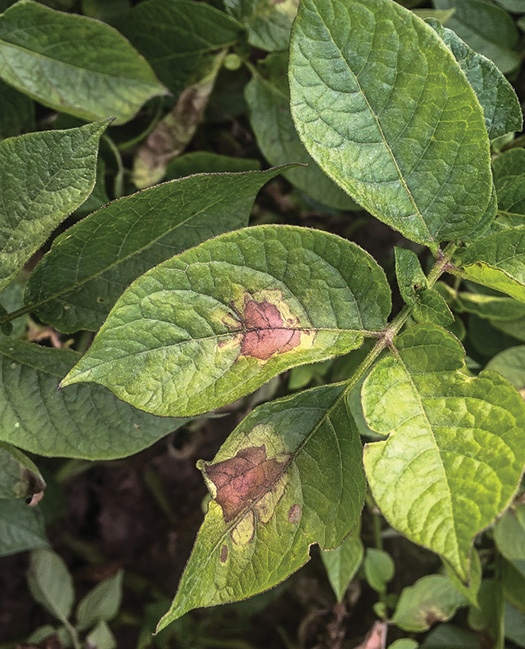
[102, 134, 125, 199]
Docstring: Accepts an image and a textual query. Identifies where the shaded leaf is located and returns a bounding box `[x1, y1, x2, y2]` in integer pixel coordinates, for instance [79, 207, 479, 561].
[289, 0, 493, 249]
[321, 523, 364, 602]
[420, 623, 480, 648]
[0, 80, 34, 140]
[443, 547, 482, 607]
[505, 604, 525, 649]
[0, 442, 45, 500]
[224, 0, 298, 51]
[25, 167, 287, 333]
[86, 621, 117, 649]
[61, 225, 391, 417]
[157, 382, 366, 628]
[362, 324, 525, 581]
[487, 345, 525, 390]
[0, 1, 166, 124]
[453, 292, 525, 321]
[28, 549, 74, 624]
[467, 579, 504, 648]
[0, 120, 109, 292]
[0, 340, 184, 459]
[494, 503, 525, 562]
[502, 559, 525, 614]
[76, 569, 123, 631]
[493, 149, 525, 225]
[165, 152, 260, 181]
[0, 498, 48, 557]
[363, 548, 394, 594]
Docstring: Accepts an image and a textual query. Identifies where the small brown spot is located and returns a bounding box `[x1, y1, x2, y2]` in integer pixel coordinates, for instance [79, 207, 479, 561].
[288, 504, 301, 524]
[220, 544, 228, 563]
[425, 610, 443, 626]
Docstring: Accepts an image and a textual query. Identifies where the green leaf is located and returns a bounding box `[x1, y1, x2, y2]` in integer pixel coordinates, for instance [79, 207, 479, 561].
[362, 324, 525, 582]
[0, 1, 167, 124]
[61, 225, 391, 417]
[490, 316, 525, 342]
[115, 0, 242, 95]
[165, 152, 260, 182]
[468, 579, 504, 648]
[432, 0, 520, 74]
[487, 345, 525, 390]
[502, 559, 525, 614]
[157, 382, 366, 628]
[0, 80, 34, 140]
[493, 149, 525, 224]
[363, 548, 395, 594]
[76, 569, 123, 631]
[443, 548, 482, 607]
[0, 119, 109, 293]
[388, 641, 419, 649]
[0, 340, 184, 459]
[289, 0, 493, 250]
[453, 292, 525, 321]
[412, 289, 454, 326]
[321, 523, 364, 602]
[28, 549, 74, 624]
[505, 604, 525, 649]
[394, 248, 428, 306]
[421, 623, 480, 648]
[245, 52, 358, 211]
[494, 503, 525, 562]
[224, 0, 298, 51]
[453, 227, 525, 302]
[426, 19, 522, 140]
[392, 574, 468, 632]
[86, 621, 117, 649]
[493, 0, 525, 11]
[0, 442, 45, 500]
[25, 167, 286, 334]
[0, 498, 48, 557]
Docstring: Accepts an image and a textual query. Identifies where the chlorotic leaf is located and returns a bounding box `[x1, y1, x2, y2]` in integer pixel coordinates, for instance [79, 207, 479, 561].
[321, 523, 364, 602]
[0, 499, 48, 557]
[60, 225, 391, 417]
[0, 119, 109, 292]
[289, 0, 493, 249]
[0, 442, 45, 501]
[157, 382, 366, 628]
[24, 167, 289, 334]
[0, 340, 185, 460]
[452, 226, 525, 303]
[0, 1, 167, 124]
[362, 324, 525, 582]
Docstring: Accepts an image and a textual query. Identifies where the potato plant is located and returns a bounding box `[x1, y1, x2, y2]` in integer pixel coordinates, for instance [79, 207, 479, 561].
[0, 0, 524, 647]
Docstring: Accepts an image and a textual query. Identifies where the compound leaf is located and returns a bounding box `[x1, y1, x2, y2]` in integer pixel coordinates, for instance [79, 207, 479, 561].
[289, 0, 493, 250]
[0, 1, 167, 124]
[61, 226, 391, 417]
[362, 324, 525, 582]
[0, 340, 184, 460]
[157, 382, 366, 628]
[0, 120, 109, 293]
[25, 167, 287, 334]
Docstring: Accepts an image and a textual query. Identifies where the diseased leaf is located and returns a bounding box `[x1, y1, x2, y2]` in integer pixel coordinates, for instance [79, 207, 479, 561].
[0, 80, 34, 140]
[0, 1, 166, 124]
[362, 324, 525, 581]
[426, 18, 522, 140]
[289, 0, 493, 249]
[0, 340, 184, 460]
[60, 225, 391, 417]
[453, 226, 525, 303]
[0, 442, 45, 501]
[392, 575, 468, 632]
[224, 0, 298, 52]
[432, 0, 520, 74]
[487, 346, 525, 390]
[0, 120, 109, 292]
[245, 52, 359, 211]
[157, 382, 366, 628]
[24, 167, 290, 334]
[0, 499, 48, 557]
[321, 523, 364, 602]
[394, 248, 427, 306]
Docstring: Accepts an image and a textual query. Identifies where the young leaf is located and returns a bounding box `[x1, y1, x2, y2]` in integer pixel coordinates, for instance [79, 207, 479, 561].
[394, 248, 428, 307]
[157, 382, 366, 629]
[412, 289, 454, 327]
[363, 548, 395, 594]
[391, 574, 468, 632]
[321, 523, 364, 602]
[289, 0, 493, 250]
[24, 167, 287, 333]
[0, 499, 48, 557]
[245, 52, 358, 210]
[0, 442, 45, 501]
[224, 0, 298, 52]
[0, 120, 109, 292]
[0, 340, 184, 460]
[362, 324, 525, 582]
[426, 19, 522, 141]
[60, 225, 391, 417]
[0, 1, 167, 124]
[28, 549, 74, 625]
[76, 569, 123, 631]
[452, 226, 525, 302]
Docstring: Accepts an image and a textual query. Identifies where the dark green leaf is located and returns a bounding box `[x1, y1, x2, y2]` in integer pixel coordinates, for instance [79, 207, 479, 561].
[0, 442, 45, 500]
[487, 346, 525, 390]
[394, 248, 428, 306]
[0, 80, 34, 140]
[28, 549, 74, 624]
[165, 152, 260, 181]
[493, 149, 525, 225]
[413, 289, 454, 326]
[0, 498, 48, 557]
[224, 0, 298, 51]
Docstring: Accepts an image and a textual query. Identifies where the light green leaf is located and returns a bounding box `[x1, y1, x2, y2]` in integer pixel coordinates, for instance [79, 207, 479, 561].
[76, 569, 123, 631]
[493, 149, 525, 225]
[0, 80, 34, 140]
[362, 324, 525, 582]
[165, 152, 260, 181]
[493, 0, 525, 12]
[426, 18, 522, 140]
[61, 225, 391, 417]
[24, 167, 286, 334]
[0, 340, 184, 460]
[157, 382, 366, 628]
[490, 316, 525, 342]
[392, 574, 468, 632]
[388, 641, 419, 649]
[289, 0, 493, 250]
[432, 0, 520, 74]
[0, 498, 48, 557]
[28, 549, 74, 624]
[412, 289, 454, 326]
[0, 119, 109, 293]
[0, 1, 167, 124]
[224, 0, 298, 51]
[394, 248, 427, 306]
[245, 52, 358, 211]
[453, 227, 525, 302]
[453, 292, 525, 321]
[487, 345, 525, 390]
[363, 548, 395, 594]
[494, 503, 525, 561]
[86, 621, 117, 649]
[321, 523, 364, 602]
[0, 442, 45, 500]
[115, 0, 242, 95]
